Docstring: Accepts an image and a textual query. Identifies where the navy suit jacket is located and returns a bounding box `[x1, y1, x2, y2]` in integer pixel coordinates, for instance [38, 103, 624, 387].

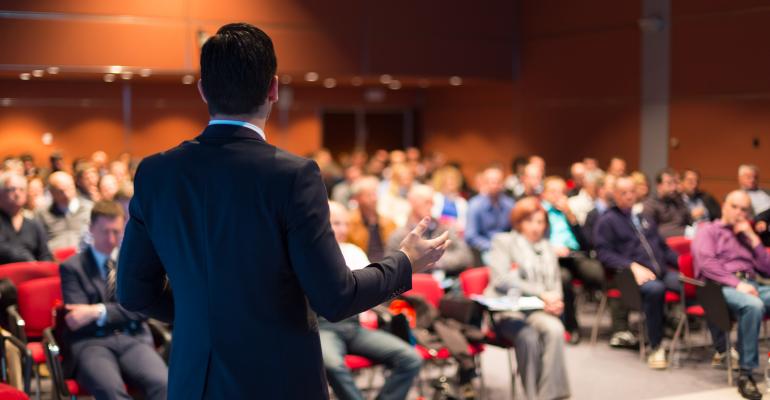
[60, 249, 152, 373]
[117, 124, 413, 399]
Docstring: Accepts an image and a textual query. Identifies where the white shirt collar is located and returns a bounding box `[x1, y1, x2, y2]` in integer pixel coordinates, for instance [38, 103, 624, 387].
[208, 119, 266, 141]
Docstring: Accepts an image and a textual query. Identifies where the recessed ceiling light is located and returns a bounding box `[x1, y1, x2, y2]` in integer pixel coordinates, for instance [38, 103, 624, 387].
[103, 74, 116, 83]
[46, 66, 60, 75]
[108, 66, 123, 74]
[182, 74, 195, 85]
[305, 72, 319, 82]
[379, 74, 393, 84]
[121, 71, 133, 80]
[19, 73, 31, 81]
[31, 70, 44, 78]
[388, 80, 402, 90]
[449, 76, 463, 86]
[139, 68, 152, 77]
[41, 132, 53, 145]
[323, 78, 337, 88]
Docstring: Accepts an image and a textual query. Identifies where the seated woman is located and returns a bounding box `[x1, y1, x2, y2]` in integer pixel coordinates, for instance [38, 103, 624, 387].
[485, 196, 571, 400]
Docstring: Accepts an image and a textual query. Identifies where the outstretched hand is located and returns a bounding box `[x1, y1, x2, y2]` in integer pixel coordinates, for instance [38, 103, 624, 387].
[399, 217, 450, 273]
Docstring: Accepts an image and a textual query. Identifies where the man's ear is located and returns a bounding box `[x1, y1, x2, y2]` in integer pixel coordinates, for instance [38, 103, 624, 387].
[266, 75, 279, 104]
[197, 79, 208, 104]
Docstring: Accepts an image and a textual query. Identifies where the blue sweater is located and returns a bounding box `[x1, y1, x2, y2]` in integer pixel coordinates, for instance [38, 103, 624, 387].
[593, 206, 679, 274]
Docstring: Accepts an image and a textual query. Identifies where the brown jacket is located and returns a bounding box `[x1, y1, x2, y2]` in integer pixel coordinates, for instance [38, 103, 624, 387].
[348, 209, 397, 257]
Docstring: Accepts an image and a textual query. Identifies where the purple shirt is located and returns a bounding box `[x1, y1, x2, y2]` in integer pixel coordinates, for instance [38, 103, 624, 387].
[692, 220, 770, 287]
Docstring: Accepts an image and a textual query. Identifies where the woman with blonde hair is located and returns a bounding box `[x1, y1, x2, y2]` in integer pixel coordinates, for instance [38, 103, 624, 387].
[431, 165, 468, 232]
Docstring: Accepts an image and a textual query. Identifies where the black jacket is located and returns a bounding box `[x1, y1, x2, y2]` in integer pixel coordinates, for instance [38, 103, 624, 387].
[117, 124, 412, 400]
[60, 249, 151, 374]
[594, 206, 679, 274]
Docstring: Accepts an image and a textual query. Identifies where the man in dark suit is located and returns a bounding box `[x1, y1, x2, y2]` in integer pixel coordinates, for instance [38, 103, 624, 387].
[61, 201, 167, 400]
[117, 23, 448, 400]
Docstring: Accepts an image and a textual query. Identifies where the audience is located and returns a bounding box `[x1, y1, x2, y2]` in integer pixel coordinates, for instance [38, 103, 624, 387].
[693, 190, 770, 400]
[642, 168, 693, 238]
[321, 201, 422, 400]
[3, 144, 770, 398]
[60, 201, 167, 400]
[75, 162, 100, 205]
[567, 162, 586, 197]
[738, 164, 770, 216]
[594, 176, 681, 369]
[430, 165, 468, 232]
[630, 171, 650, 210]
[36, 171, 92, 250]
[331, 165, 363, 207]
[377, 163, 414, 227]
[540, 176, 604, 343]
[486, 197, 571, 400]
[387, 185, 472, 277]
[504, 155, 530, 198]
[347, 176, 397, 261]
[568, 169, 602, 226]
[465, 166, 515, 263]
[0, 172, 52, 264]
[515, 163, 544, 201]
[680, 169, 721, 223]
[607, 157, 627, 178]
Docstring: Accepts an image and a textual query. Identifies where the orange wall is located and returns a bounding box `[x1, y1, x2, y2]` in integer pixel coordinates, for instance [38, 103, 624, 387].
[668, 0, 770, 199]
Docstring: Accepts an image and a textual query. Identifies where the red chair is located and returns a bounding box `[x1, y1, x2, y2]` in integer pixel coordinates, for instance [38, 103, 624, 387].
[403, 274, 444, 308]
[666, 236, 692, 256]
[458, 267, 517, 399]
[11, 277, 62, 399]
[0, 383, 28, 400]
[407, 273, 485, 396]
[669, 253, 705, 357]
[0, 262, 59, 286]
[51, 247, 77, 263]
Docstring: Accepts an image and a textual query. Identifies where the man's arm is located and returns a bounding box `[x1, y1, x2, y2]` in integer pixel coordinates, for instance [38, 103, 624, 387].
[117, 163, 174, 323]
[286, 161, 413, 323]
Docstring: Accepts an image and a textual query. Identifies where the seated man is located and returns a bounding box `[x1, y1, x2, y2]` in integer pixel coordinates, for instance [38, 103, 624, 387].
[347, 176, 397, 262]
[60, 201, 167, 400]
[465, 166, 515, 262]
[321, 201, 422, 400]
[738, 164, 770, 216]
[642, 168, 693, 238]
[0, 172, 52, 264]
[387, 184, 473, 278]
[541, 176, 605, 343]
[36, 171, 92, 250]
[680, 169, 721, 223]
[693, 190, 770, 400]
[594, 176, 680, 369]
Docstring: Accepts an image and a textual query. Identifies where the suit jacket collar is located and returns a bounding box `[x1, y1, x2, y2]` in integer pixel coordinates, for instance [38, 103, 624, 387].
[196, 123, 266, 143]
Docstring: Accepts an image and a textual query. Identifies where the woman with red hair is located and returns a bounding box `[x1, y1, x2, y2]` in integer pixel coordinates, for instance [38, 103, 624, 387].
[485, 196, 570, 400]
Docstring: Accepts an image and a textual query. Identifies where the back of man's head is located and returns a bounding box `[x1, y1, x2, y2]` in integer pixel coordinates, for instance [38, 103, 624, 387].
[200, 23, 277, 116]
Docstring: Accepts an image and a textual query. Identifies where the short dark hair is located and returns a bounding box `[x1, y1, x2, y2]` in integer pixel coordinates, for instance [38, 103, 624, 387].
[200, 23, 277, 116]
[655, 168, 679, 184]
[90, 200, 125, 225]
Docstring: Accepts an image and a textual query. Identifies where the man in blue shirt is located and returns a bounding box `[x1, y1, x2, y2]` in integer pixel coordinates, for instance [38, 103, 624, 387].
[541, 177, 605, 343]
[465, 166, 515, 264]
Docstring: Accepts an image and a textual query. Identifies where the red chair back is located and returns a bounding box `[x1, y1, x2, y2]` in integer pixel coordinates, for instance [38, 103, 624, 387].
[0, 262, 59, 286]
[459, 267, 490, 297]
[404, 274, 444, 308]
[679, 253, 696, 298]
[16, 276, 62, 338]
[666, 236, 692, 256]
[52, 247, 77, 262]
